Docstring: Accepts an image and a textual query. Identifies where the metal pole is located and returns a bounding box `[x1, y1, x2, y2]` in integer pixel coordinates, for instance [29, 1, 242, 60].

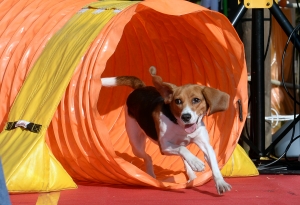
[223, 0, 228, 16]
[250, 8, 265, 157]
[229, 0, 248, 27]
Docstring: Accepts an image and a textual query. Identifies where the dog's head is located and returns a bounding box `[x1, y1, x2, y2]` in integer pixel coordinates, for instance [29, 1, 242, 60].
[150, 68, 229, 134]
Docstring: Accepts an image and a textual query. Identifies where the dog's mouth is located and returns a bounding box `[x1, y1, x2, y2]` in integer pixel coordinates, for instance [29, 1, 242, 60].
[183, 116, 201, 134]
[184, 123, 197, 134]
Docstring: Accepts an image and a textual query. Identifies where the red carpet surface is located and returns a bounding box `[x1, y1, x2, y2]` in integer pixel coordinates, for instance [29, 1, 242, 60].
[9, 175, 300, 205]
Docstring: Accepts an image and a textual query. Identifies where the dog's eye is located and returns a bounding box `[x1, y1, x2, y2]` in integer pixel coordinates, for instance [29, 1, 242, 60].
[175, 99, 182, 104]
[192, 98, 201, 104]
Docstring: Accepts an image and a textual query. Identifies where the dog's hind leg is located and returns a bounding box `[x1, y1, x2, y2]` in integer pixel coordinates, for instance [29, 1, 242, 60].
[124, 107, 156, 178]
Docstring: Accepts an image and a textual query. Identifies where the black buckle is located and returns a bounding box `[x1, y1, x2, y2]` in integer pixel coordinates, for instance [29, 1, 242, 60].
[26, 123, 42, 133]
[5, 122, 17, 130]
[5, 121, 42, 133]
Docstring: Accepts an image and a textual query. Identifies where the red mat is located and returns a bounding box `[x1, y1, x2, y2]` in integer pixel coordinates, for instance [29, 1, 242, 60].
[10, 175, 300, 205]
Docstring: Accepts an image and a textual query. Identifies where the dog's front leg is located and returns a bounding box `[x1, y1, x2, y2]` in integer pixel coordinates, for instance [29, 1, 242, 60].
[155, 113, 205, 174]
[159, 140, 205, 173]
[182, 158, 197, 182]
[193, 129, 231, 194]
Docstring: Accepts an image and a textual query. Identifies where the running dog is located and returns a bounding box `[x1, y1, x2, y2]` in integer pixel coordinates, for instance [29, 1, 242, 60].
[101, 66, 231, 194]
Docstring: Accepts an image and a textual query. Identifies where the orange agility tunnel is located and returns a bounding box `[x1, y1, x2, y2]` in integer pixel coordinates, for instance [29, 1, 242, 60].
[0, 0, 249, 192]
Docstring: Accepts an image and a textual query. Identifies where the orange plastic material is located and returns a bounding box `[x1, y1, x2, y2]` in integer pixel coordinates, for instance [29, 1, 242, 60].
[0, 0, 248, 189]
[0, 0, 95, 130]
[270, 9, 298, 116]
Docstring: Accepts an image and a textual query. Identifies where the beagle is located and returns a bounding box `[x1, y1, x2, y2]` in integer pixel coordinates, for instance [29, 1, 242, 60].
[101, 66, 231, 194]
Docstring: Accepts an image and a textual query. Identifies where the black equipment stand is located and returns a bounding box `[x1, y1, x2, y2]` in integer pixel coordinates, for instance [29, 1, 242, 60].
[229, 0, 300, 173]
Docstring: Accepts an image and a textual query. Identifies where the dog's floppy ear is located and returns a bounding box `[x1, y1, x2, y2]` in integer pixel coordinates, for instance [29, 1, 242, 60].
[202, 87, 230, 115]
[152, 75, 176, 104]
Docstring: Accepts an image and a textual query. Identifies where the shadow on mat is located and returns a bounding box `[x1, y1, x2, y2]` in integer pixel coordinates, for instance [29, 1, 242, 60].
[116, 152, 184, 181]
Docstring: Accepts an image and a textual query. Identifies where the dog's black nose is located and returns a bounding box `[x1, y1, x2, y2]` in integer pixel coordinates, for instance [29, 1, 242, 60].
[181, 113, 191, 122]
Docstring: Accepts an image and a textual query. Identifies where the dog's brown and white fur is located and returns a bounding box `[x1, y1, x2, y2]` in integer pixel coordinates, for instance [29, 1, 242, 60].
[101, 67, 231, 194]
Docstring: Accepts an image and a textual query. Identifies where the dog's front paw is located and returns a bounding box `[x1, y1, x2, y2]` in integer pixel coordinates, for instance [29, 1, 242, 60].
[186, 156, 205, 172]
[215, 179, 232, 195]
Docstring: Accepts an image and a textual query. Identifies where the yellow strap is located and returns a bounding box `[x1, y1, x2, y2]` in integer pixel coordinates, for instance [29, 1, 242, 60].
[86, 0, 141, 10]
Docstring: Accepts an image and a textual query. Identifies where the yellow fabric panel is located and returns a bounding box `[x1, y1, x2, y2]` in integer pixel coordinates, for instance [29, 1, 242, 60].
[0, 129, 76, 192]
[0, 2, 134, 192]
[221, 144, 259, 177]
